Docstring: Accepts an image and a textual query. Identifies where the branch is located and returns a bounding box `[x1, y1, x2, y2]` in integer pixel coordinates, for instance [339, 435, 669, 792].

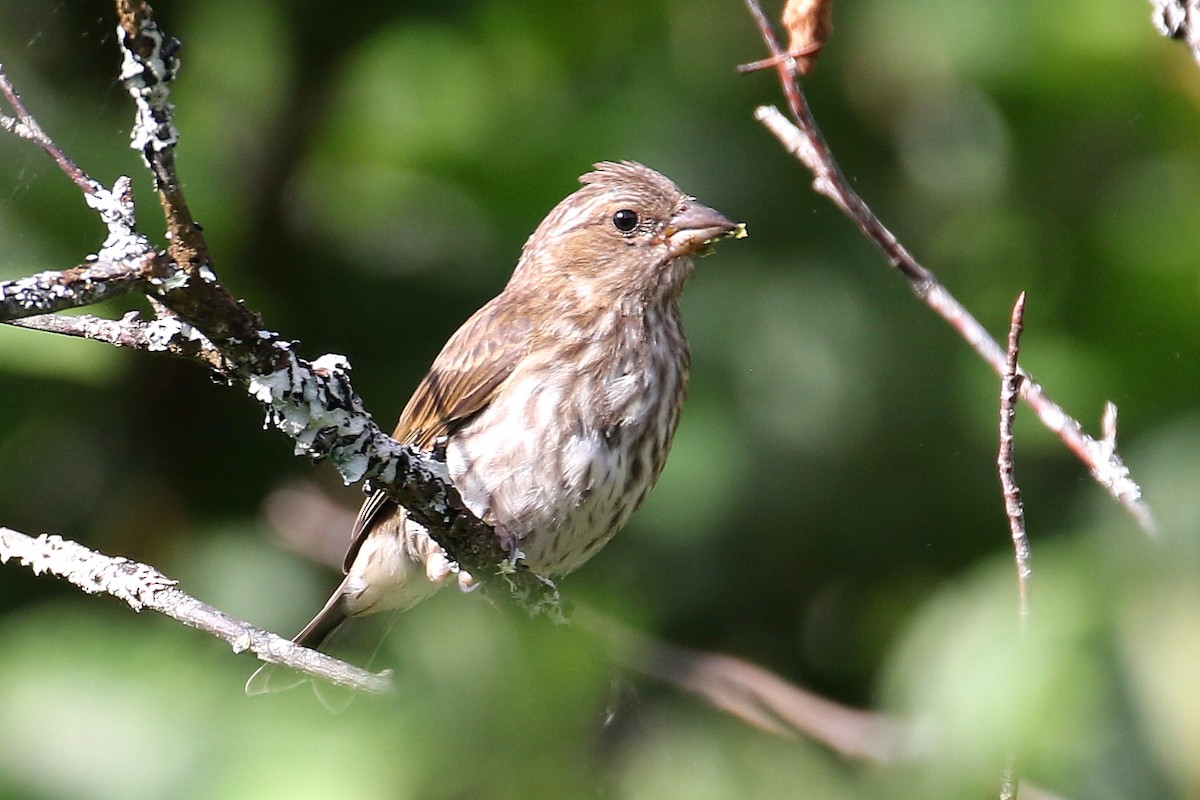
[0, 257, 153, 322]
[737, 0, 833, 76]
[106, 2, 562, 616]
[998, 293, 1031, 624]
[0, 2, 561, 626]
[1151, 0, 1200, 66]
[7, 309, 225, 369]
[0, 62, 100, 196]
[262, 478, 1068, 800]
[0, 527, 391, 695]
[578, 606, 905, 760]
[741, 1, 1154, 534]
[586, 611, 1068, 800]
[997, 292, 1030, 800]
[264, 479, 905, 758]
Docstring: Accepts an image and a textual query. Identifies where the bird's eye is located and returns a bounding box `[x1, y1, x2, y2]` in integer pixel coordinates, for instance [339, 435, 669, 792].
[611, 209, 639, 233]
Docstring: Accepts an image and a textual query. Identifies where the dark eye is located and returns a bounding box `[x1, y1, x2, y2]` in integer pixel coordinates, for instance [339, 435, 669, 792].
[611, 209, 639, 233]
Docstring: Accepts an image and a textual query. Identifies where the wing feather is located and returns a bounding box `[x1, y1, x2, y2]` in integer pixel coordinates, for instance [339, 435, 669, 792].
[343, 296, 531, 572]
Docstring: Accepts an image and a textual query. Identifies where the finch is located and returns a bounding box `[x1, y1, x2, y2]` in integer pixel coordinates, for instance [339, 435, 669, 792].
[249, 161, 740, 695]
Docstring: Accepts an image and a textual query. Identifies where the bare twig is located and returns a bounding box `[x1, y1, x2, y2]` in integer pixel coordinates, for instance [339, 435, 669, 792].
[997, 292, 1029, 800]
[1151, 0, 1200, 66]
[999, 293, 1031, 623]
[0, 64, 99, 195]
[578, 606, 905, 760]
[742, 2, 1154, 534]
[0, 527, 392, 695]
[738, 0, 833, 75]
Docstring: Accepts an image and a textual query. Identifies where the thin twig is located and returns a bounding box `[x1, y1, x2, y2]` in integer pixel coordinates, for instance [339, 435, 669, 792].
[997, 292, 1028, 800]
[577, 605, 905, 760]
[742, 1, 1154, 534]
[737, 0, 833, 76]
[0, 64, 100, 195]
[999, 292, 1031, 624]
[0, 527, 392, 695]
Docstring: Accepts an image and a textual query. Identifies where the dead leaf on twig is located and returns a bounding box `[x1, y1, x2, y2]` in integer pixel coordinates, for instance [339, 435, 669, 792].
[739, 0, 833, 76]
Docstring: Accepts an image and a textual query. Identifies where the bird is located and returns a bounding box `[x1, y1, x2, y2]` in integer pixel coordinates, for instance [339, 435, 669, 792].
[247, 161, 741, 697]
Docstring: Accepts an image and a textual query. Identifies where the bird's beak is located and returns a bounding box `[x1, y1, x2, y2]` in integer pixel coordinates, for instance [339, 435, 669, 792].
[664, 201, 744, 258]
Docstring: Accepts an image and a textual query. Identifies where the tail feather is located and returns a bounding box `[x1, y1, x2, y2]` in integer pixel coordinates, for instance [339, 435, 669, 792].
[245, 580, 399, 712]
[244, 581, 350, 698]
[247, 520, 438, 707]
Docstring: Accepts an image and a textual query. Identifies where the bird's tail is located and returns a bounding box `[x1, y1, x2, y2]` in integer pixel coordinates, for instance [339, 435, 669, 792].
[244, 580, 348, 689]
[245, 578, 396, 711]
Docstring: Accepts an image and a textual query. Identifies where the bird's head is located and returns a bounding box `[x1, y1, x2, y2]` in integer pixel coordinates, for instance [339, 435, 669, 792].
[511, 161, 742, 307]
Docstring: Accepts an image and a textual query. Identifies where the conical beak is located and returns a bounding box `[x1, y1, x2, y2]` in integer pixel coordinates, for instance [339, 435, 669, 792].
[664, 200, 742, 257]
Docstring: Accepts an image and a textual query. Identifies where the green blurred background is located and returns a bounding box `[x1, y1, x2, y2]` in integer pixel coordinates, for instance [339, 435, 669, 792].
[1, 1, 1199, 797]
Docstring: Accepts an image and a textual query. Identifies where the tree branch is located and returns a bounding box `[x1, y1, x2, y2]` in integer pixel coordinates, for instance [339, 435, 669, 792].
[998, 293, 1031, 625]
[0, 257, 154, 322]
[109, 0, 562, 618]
[741, 1, 1154, 534]
[264, 479, 907, 758]
[0, 527, 392, 695]
[997, 292, 1030, 800]
[7, 309, 226, 369]
[578, 606, 906, 760]
[0, 62, 100, 196]
[0, 0, 563, 678]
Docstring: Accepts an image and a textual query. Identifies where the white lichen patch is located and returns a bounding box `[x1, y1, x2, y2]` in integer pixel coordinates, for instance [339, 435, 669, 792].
[150, 266, 190, 292]
[117, 20, 180, 159]
[311, 353, 351, 375]
[144, 316, 206, 352]
[2, 272, 74, 312]
[230, 631, 253, 654]
[246, 348, 452, 496]
[0, 531, 176, 612]
[248, 352, 377, 482]
[84, 177, 152, 265]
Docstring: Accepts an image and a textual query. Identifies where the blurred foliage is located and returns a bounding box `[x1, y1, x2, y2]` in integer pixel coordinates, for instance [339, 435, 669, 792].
[1, 0, 1199, 797]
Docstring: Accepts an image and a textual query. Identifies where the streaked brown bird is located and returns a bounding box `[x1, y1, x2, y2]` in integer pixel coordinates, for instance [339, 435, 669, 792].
[248, 161, 740, 696]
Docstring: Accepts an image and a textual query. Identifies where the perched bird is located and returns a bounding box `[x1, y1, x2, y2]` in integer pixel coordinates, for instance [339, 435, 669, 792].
[248, 161, 740, 696]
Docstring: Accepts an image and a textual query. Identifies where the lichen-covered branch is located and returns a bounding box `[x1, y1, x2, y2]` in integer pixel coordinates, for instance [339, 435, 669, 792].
[0, 0, 563, 671]
[8, 310, 225, 368]
[112, 0, 560, 618]
[0, 257, 152, 322]
[0, 527, 392, 695]
[240, 348, 562, 617]
[742, 2, 1154, 534]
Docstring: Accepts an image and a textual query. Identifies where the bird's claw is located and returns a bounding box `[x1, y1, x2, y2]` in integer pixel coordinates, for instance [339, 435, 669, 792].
[495, 526, 525, 574]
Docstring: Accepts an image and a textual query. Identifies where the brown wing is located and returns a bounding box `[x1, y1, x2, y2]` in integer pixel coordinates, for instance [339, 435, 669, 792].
[394, 298, 531, 452]
[343, 295, 531, 571]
